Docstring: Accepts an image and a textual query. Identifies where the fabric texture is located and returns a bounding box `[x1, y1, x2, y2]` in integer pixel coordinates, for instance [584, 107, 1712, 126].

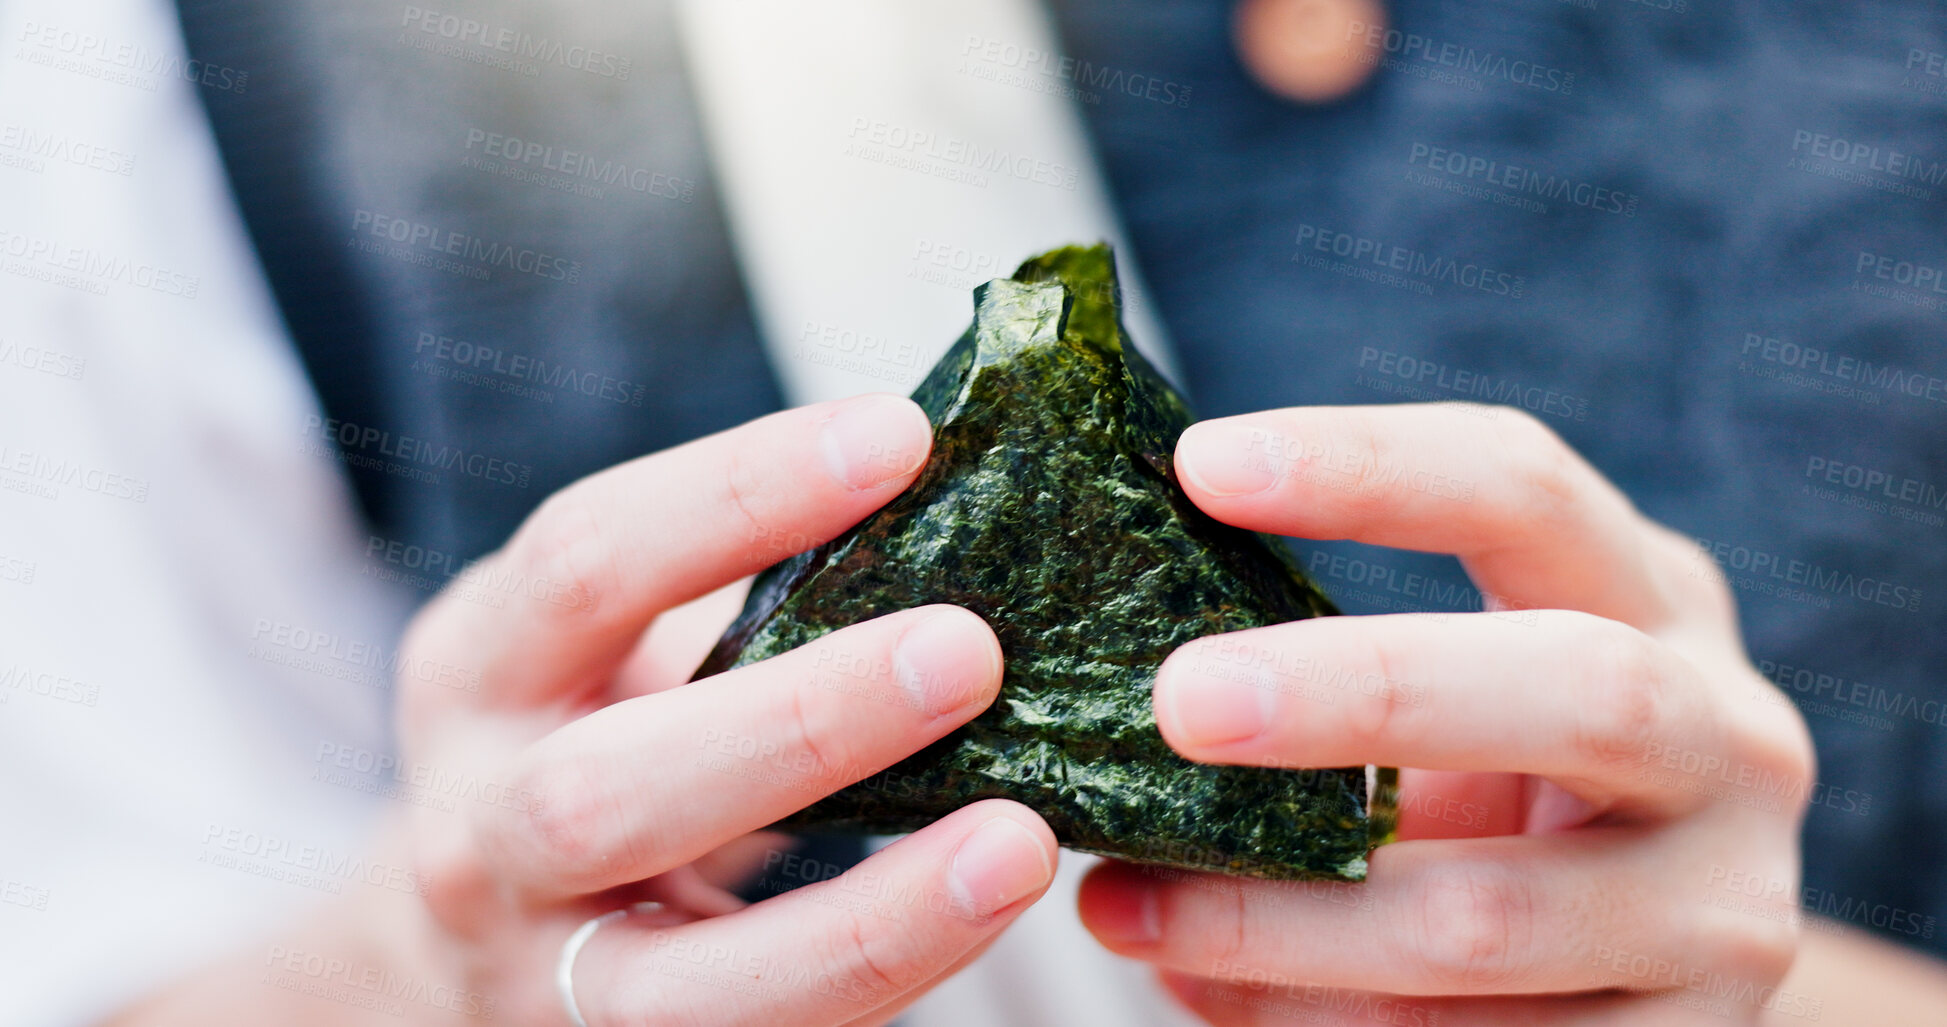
[1048, 0, 1947, 956]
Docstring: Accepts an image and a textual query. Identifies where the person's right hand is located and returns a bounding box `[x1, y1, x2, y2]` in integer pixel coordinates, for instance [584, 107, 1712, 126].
[394, 394, 1058, 1026]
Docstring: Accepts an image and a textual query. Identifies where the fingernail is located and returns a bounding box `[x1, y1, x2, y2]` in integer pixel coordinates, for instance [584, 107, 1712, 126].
[820, 395, 930, 491]
[948, 817, 1052, 918]
[1158, 659, 1274, 749]
[1177, 420, 1280, 497]
[895, 608, 1001, 716]
[1089, 877, 1162, 945]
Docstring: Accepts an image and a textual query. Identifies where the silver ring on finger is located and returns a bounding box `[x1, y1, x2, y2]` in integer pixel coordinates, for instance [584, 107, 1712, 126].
[556, 901, 665, 1027]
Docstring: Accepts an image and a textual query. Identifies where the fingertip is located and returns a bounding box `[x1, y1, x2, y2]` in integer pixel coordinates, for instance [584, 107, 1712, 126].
[1176, 417, 1281, 500]
[893, 605, 1004, 717]
[961, 798, 1058, 865]
[1152, 639, 1275, 756]
[819, 393, 933, 492]
[946, 801, 1058, 919]
[1076, 860, 1162, 948]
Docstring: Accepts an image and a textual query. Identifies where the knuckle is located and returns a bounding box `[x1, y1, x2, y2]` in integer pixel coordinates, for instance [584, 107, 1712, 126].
[1216, 880, 1253, 970]
[503, 756, 627, 888]
[785, 669, 860, 782]
[1639, 522, 1740, 634]
[1571, 617, 1677, 770]
[1343, 628, 1413, 747]
[517, 486, 616, 618]
[821, 911, 918, 1003]
[1173, 878, 1251, 970]
[1334, 418, 1413, 523]
[1407, 858, 1534, 991]
[413, 838, 494, 936]
[719, 442, 777, 556]
[1698, 901, 1802, 986]
[1495, 408, 1583, 530]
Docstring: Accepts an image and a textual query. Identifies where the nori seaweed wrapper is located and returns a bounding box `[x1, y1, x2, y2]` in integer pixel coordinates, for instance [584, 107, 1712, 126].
[695, 244, 1396, 880]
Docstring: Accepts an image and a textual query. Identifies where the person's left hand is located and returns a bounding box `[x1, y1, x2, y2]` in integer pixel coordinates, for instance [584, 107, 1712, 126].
[1077, 403, 1819, 1025]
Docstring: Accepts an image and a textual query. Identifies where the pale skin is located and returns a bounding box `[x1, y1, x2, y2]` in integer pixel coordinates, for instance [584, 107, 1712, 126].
[112, 396, 1947, 1025]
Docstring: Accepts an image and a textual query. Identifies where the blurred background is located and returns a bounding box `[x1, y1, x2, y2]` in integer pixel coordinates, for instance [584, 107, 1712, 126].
[2, 0, 1943, 1023]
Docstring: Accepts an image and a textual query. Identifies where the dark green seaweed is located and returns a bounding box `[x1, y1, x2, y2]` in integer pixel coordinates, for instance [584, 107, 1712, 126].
[695, 244, 1396, 880]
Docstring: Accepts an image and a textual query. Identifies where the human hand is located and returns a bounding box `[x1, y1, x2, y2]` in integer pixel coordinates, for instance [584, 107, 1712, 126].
[394, 395, 1057, 1026]
[1078, 403, 1818, 1024]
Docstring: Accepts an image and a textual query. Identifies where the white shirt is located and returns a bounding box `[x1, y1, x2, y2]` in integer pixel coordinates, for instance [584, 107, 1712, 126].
[0, 1, 406, 1021]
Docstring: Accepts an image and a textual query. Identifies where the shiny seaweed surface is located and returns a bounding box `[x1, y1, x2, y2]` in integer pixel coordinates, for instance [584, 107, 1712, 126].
[695, 245, 1395, 880]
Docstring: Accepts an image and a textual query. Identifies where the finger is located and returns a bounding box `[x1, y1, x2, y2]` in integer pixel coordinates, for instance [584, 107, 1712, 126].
[1156, 611, 1745, 813]
[406, 394, 932, 708]
[1078, 830, 1799, 998]
[1158, 969, 1728, 1027]
[838, 929, 1017, 1027]
[478, 606, 1003, 896]
[576, 801, 1057, 1027]
[1393, 770, 1529, 840]
[1173, 403, 1711, 630]
[689, 831, 794, 892]
[611, 576, 753, 701]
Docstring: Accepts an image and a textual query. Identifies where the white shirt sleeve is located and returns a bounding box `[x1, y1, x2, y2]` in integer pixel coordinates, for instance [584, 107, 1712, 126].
[0, 1, 408, 1023]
